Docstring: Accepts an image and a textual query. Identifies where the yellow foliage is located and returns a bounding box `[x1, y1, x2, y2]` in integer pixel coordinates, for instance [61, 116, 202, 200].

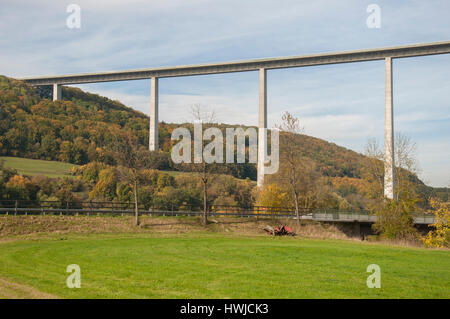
[422, 198, 450, 248]
[256, 183, 289, 209]
[6, 175, 32, 188]
[89, 167, 117, 200]
[331, 176, 369, 194]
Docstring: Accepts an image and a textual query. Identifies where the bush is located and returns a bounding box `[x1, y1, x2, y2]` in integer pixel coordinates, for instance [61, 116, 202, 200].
[153, 186, 188, 211]
[5, 175, 39, 200]
[89, 167, 117, 200]
[116, 182, 133, 203]
[422, 198, 450, 248]
[256, 183, 289, 209]
[372, 199, 418, 241]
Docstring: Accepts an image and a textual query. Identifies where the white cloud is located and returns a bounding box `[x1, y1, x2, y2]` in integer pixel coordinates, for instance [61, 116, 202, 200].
[74, 85, 259, 125]
[416, 141, 450, 187]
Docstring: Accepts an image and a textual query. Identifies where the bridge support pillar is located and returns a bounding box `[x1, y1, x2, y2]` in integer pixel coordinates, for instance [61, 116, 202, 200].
[384, 57, 395, 199]
[149, 77, 159, 151]
[257, 68, 267, 187]
[53, 84, 61, 101]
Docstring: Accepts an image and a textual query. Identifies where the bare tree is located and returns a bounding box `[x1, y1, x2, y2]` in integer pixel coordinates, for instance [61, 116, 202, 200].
[364, 132, 421, 239]
[114, 132, 152, 226]
[363, 138, 385, 199]
[447, 180, 450, 202]
[190, 103, 217, 125]
[364, 132, 420, 201]
[394, 132, 420, 201]
[276, 111, 316, 226]
[179, 104, 221, 226]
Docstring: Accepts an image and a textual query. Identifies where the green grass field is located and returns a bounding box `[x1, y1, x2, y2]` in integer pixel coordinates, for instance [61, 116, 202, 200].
[0, 157, 257, 186]
[0, 233, 448, 299]
[0, 156, 78, 179]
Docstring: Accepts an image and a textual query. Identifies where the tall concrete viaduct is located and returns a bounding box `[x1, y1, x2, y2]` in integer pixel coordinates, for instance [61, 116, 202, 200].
[21, 41, 450, 199]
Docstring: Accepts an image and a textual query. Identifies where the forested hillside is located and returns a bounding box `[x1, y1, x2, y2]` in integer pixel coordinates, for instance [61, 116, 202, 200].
[0, 76, 150, 166]
[1, 75, 375, 181]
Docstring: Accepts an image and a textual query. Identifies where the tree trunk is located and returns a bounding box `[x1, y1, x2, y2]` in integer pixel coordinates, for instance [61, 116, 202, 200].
[290, 164, 301, 226]
[294, 192, 301, 226]
[203, 179, 208, 226]
[202, 164, 208, 226]
[134, 180, 139, 226]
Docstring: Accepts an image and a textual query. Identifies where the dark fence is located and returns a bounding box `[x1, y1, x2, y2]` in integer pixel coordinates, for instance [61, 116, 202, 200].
[0, 200, 434, 224]
[0, 200, 292, 216]
[0, 199, 345, 217]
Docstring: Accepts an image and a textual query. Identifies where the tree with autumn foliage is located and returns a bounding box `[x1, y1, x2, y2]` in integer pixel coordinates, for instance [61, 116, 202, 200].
[268, 112, 326, 224]
[112, 132, 155, 226]
[422, 198, 449, 248]
[364, 133, 422, 240]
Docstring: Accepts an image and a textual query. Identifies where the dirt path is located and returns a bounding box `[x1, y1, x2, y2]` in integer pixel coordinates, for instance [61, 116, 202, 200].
[0, 276, 59, 299]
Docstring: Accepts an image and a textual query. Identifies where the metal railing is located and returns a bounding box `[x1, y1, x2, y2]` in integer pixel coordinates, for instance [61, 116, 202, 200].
[0, 200, 304, 217]
[0, 200, 435, 224]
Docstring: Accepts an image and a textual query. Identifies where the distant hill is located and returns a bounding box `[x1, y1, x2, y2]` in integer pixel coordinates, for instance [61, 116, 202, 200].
[0, 75, 432, 188]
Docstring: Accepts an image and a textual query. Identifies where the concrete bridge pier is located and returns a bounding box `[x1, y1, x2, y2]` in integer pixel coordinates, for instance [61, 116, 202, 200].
[257, 68, 267, 187]
[384, 57, 395, 199]
[53, 83, 61, 101]
[149, 77, 159, 151]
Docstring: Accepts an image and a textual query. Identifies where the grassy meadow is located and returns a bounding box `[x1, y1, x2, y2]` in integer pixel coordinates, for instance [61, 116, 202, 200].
[0, 232, 448, 299]
[0, 157, 447, 299]
[0, 156, 219, 180]
[0, 156, 79, 179]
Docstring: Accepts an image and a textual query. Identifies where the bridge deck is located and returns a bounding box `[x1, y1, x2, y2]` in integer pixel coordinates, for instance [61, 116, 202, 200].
[20, 41, 450, 85]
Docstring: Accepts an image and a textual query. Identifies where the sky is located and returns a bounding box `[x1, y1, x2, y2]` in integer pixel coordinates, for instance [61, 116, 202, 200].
[1, 0, 449, 186]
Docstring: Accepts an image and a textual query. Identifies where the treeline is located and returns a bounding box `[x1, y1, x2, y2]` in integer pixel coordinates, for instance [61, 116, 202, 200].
[77, 162, 255, 209]
[0, 160, 83, 205]
[0, 159, 255, 210]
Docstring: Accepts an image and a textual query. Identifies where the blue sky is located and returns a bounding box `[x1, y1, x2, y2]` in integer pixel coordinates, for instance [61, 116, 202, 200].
[1, 0, 449, 186]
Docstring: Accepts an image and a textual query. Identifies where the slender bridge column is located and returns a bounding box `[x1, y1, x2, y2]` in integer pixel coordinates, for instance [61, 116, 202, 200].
[257, 68, 267, 187]
[149, 77, 159, 151]
[384, 57, 395, 199]
[53, 84, 61, 101]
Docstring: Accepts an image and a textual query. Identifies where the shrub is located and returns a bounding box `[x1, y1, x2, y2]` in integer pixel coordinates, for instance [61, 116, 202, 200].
[372, 198, 418, 241]
[422, 198, 449, 248]
[256, 183, 289, 209]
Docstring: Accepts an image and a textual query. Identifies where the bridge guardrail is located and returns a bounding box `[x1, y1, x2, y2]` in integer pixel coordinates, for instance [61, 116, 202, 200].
[0, 200, 435, 224]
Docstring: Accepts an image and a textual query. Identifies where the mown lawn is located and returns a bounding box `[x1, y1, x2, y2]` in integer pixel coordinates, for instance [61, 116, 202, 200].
[0, 156, 78, 179]
[0, 156, 190, 179]
[0, 157, 255, 185]
[0, 234, 448, 299]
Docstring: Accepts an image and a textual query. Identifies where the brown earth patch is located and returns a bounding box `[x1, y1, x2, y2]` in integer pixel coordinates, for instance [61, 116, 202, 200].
[0, 276, 59, 299]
